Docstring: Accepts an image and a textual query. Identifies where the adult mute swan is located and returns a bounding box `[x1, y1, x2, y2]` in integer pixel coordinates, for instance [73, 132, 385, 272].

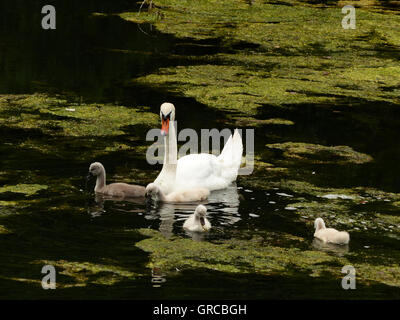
[145, 182, 210, 203]
[183, 205, 211, 232]
[314, 218, 350, 245]
[87, 162, 145, 198]
[153, 102, 243, 194]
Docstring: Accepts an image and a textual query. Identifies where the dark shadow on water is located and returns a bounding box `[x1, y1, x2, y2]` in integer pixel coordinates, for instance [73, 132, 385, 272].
[256, 99, 400, 193]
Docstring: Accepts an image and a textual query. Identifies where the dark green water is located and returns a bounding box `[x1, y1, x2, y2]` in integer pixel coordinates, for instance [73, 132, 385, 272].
[0, 0, 399, 299]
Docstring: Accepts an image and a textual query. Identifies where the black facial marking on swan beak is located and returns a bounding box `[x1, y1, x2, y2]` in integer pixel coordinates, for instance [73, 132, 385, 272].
[86, 172, 93, 181]
[161, 112, 171, 136]
[162, 111, 171, 121]
[200, 217, 205, 227]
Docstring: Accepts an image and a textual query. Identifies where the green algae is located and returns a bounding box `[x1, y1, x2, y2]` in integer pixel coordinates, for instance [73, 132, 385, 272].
[266, 142, 373, 164]
[234, 117, 294, 126]
[0, 201, 19, 207]
[136, 228, 335, 274]
[136, 228, 400, 287]
[0, 184, 48, 196]
[0, 260, 139, 289]
[0, 225, 11, 234]
[21, 260, 140, 288]
[124, 0, 400, 118]
[0, 94, 159, 137]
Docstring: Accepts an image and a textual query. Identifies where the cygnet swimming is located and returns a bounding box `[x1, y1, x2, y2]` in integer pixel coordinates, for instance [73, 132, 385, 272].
[87, 162, 145, 198]
[183, 205, 211, 232]
[314, 217, 350, 245]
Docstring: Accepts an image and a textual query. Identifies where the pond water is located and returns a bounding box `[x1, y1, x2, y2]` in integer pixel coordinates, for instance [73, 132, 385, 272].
[0, 0, 399, 299]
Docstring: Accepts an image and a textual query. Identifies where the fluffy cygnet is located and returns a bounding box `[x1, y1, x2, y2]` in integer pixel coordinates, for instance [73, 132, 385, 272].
[314, 218, 350, 245]
[145, 183, 210, 203]
[88, 162, 145, 198]
[183, 205, 211, 232]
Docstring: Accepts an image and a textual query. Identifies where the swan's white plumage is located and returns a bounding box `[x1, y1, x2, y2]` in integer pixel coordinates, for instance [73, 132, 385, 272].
[314, 218, 350, 245]
[153, 103, 243, 194]
[146, 182, 209, 203]
[174, 129, 243, 191]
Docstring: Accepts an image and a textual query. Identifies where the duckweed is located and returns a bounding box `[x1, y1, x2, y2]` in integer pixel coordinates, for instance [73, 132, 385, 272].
[265, 142, 373, 164]
[124, 0, 400, 118]
[29, 260, 140, 288]
[0, 94, 159, 137]
[0, 184, 48, 196]
[136, 228, 400, 287]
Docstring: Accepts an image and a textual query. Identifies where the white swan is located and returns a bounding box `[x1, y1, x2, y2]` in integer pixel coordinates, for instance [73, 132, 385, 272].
[153, 102, 243, 194]
[88, 162, 145, 198]
[183, 205, 211, 232]
[314, 218, 350, 245]
[145, 183, 209, 203]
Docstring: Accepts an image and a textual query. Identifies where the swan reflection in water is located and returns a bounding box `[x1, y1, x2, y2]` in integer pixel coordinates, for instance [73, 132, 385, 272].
[145, 183, 241, 239]
[312, 238, 349, 256]
[87, 193, 146, 217]
[88, 183, 241, 240]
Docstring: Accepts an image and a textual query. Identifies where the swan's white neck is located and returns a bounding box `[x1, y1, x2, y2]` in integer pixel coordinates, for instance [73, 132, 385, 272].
[164, 120, 177, 166]
[155, 121, 177, 194]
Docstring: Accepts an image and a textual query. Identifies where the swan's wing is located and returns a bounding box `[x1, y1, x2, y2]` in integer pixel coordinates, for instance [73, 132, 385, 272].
[176, 153, 219, 179]
[175, 153, 223, 190]
[174, 130, 243, 191]
[217, 129, 243, 177]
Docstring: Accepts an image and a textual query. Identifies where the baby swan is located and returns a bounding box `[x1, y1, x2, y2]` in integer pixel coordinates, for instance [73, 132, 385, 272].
[145, 183, 210, 203]
[183, 205, 211, 232]
[314, 218, 350, 245]
[88, 162, 145, 198]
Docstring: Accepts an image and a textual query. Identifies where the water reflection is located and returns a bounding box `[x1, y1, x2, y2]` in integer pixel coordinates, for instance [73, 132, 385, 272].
[86, 183, 240, 239]
[87, 193, 146, 217]
[312, 238, 349, 256]
[146, 183, 241, 239]
[151, 267, 167, 288]
[183, 230, 209, 242]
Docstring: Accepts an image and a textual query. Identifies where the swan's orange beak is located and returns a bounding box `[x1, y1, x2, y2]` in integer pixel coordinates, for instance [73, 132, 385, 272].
[161, 117, 169, 136]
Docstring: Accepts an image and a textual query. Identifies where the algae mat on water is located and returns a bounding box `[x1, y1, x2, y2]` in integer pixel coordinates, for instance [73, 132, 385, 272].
[0, 184, 48, 196]
[136, 228, 400, 288]
[0, 92, 158, 211]
[123, 0, 400, 117]
[0, 94, 159, 137]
